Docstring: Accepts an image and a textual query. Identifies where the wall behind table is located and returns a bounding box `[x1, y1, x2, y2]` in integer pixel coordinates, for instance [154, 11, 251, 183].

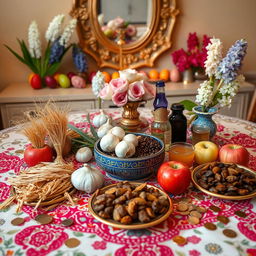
[0, 0, 256, 91]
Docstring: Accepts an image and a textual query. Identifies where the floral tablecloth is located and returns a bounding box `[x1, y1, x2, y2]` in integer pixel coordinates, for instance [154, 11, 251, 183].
[0, 108, 256, 256]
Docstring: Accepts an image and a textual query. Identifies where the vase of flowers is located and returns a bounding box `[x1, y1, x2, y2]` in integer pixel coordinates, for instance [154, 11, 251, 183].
[5, 14, 77, 89]
[181, 38, 248, 138]
[98, 69, 155, 131]
[171, 32, 211, 84]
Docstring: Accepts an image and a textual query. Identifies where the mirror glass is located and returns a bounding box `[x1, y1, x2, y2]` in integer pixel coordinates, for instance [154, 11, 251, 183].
[97, 0, 152, 44]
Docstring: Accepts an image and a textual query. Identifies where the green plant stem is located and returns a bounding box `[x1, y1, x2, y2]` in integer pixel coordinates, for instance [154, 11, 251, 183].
[209, 78, 223, 108]
[98, 97, 102, 109]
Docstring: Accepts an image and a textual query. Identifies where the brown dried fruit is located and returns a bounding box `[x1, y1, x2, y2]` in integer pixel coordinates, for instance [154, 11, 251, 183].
[120, 215, 132, 224]
[138, 209, 150, 223]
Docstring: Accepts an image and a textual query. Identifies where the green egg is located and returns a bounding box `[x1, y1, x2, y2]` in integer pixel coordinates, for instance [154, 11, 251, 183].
[58, 74, 71, 88]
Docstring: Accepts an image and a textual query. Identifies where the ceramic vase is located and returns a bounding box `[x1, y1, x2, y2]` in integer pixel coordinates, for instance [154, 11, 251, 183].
[192, 106, 218, 138]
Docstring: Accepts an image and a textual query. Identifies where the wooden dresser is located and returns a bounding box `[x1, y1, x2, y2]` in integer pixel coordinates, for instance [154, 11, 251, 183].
[0, 81, 254, 129]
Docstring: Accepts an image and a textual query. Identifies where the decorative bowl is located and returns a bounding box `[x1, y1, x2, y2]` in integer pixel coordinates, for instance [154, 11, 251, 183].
[192, 162, 256, 200]
[94, 133, 165, 181]
[88, 182, 173, 229]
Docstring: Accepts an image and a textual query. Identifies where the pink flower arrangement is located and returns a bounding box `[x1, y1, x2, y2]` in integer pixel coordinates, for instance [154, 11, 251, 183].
[171, 32, 211, 72]
[99, 69, 155, 107]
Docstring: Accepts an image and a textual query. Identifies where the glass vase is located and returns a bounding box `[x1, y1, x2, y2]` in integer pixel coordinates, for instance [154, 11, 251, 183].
[191, 106, 218, 139]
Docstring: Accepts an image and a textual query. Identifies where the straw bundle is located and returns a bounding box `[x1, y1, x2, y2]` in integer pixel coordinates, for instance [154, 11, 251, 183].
[0, 102, 76, 212]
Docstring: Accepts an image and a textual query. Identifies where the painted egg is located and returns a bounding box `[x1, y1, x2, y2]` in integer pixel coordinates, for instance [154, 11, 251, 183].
[71, 75, 86, 88]
[170, 68, 181, 82]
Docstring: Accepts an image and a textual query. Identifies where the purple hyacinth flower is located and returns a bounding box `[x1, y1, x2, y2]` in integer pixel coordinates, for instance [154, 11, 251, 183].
[49, 38, 65, 64]
[216, 39, 247, 84]
[72, 44, 88, 73]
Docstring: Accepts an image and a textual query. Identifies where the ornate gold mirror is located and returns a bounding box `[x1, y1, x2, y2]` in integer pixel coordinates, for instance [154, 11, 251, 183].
[70, 0, 179, 70]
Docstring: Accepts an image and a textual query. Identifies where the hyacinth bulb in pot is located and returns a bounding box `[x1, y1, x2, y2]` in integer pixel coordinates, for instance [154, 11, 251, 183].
[98, 69, 156, 131]
[181, 38, 248, 138]
[5, 14, 77, 89]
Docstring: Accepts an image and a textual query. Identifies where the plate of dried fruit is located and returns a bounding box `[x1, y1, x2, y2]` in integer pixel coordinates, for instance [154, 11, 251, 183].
[192, 162, 256, 200]
[88, 181, 173, 229]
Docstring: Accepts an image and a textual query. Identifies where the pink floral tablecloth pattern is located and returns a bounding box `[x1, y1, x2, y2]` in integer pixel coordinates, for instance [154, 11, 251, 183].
[0, 109, 256, 256]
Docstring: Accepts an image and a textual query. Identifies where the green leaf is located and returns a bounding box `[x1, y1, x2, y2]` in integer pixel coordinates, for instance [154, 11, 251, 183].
[7, 230, 20, 235]
[74, 252, 86, 256]
[87, 113, 99, 140]
[241, 239, 249, 246]
[224, 240, 234, 245]
[4, 237, 13, 247]
[4, 45, 27, 65]
[179, 100, 198, 111]
[45, 62, 61, 76]
[175, 251, 186, 256]
[54, 251, 64, 256]
[14, 248, 24, 256]
[68, 123, 97, 145]
[73, 231, 84, 237]
[88, 234, 96, 238]
[193, 229, 202, 234]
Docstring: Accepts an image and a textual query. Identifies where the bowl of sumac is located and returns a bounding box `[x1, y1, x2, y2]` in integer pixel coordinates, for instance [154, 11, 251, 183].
[94, 133, 165, 181]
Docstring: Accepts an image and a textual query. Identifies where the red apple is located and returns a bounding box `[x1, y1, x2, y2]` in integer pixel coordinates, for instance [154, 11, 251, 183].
[89, 71, 97, 83]
[219, 144, 249, 166]
[157, 161, 191, 195]
[67, 72, 76, 80]
[44, 75, 58, 88]
[30, 74, 42, 89]
[24, 144, 54, 167]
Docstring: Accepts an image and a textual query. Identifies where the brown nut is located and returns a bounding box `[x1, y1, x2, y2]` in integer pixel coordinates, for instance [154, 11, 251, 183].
[146, 207, 155, 218]
[120, 215, 133, 224]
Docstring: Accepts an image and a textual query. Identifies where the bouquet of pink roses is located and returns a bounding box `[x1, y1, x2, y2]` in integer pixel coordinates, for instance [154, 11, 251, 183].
[99, 69, 155, 107]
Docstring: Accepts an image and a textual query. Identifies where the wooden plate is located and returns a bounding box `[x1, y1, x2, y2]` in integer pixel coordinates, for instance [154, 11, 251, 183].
[192, 162, 256, 200]
[88, 182, 173, 229]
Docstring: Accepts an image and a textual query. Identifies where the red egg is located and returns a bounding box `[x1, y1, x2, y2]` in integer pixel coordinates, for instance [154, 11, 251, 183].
[67, 72, 76, 80]
[44, 75, 58, 89]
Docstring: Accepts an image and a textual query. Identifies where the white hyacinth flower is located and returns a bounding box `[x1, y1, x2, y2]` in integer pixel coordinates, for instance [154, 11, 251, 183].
[45, 14, 65, 42]
[59, 19, 77, 47]
[28, 21, 41, 58]
[195, 80, 213, 107]
[217, 75, 244, 108]
[204, 38, 223, 77]
[92, 71, 105, 97]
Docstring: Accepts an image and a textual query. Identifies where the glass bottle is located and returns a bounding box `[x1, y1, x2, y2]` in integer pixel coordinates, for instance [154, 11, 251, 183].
[153, 80, 168, 110]
[169, 103, 187, 143]
[151, 108, 171, 152]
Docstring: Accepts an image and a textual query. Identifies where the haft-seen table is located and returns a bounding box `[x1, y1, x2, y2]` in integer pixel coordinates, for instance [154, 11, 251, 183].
[0, 108, 255, 256]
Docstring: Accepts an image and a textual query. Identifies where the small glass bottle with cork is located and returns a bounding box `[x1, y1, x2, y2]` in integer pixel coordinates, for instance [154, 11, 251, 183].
[151, 81, 171, 152]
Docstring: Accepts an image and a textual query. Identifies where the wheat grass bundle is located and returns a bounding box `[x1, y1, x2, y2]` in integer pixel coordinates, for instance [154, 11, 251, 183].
[0, 102, 76, 212]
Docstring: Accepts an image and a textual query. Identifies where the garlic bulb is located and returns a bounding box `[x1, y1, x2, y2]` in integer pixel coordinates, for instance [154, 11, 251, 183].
[71, 164, 104, 193]
[108, 126, 125, 140]
[115, 140, 135, 158]
[97, 118, 113, 138]
[75, 147, 93, 163]
[92, 110, 108, 128]
[100, 133, 119, 152]
[123, 134, 139, 147]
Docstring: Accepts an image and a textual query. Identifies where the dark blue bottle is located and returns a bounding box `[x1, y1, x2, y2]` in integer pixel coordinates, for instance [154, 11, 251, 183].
[153, 81, 168, 110]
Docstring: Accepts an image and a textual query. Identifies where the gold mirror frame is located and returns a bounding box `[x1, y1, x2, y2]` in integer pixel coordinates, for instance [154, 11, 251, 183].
[70, 0, 179, 70]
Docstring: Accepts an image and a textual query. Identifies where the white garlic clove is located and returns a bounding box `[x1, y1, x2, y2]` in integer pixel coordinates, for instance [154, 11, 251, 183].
[123, 134, 139, 147]
[75, 147, 93, 163]
[100, 133, 120, 152]
[92, 109, 108, 127]
[97, 118, 113, 138]
[115, 141, 135, 158]
[71, 164, 105, 193]
[108, 126, 125, 140]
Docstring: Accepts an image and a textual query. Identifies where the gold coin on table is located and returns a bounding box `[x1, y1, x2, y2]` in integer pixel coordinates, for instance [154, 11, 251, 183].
[234, 210, 247, 218]
[61, 219, 74, 227]
[35, 214, 53, 225]
[11, 217, 25, 226]
[177, 203, 188, 212]
[223, 229, 237, 238]
[196, 206, 207, 213]
[204, 222, 217, 230]
[190, 211, 202, 219]
[188, 216, 200, 225]
[64, 238, 81, 248]
[217, 215, 230, 224]
[172, 235, 187, 246]
[209, 205, 221, 212]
